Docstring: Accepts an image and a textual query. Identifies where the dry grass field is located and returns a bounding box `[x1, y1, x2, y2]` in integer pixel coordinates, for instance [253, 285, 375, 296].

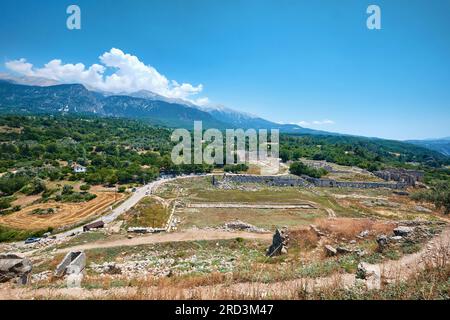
[0, 191, 125, 231]
[121, 196, 170, 229]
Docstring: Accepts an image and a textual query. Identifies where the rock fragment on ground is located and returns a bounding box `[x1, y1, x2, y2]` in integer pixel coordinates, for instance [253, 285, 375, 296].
[324, 245, 337, 256]
[0, 253, 32, 285]
[356, 262, 381, 290]
[393, 226, 415, 237]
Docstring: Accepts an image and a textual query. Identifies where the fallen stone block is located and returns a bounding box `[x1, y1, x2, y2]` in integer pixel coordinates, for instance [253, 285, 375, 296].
[394, 226, 415, 237]
[55, 251, 86, 277]
[0, 253, 32, 285]
[356, 262, 381, 290]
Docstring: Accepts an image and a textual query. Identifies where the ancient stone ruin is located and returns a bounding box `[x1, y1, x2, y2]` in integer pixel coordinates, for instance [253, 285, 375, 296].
[55, 251, 86, 277]
[128, 227, 166, 234]
[55, 251, 86, 288]
[223, 220, 268, 233]
[374, 168, 424, 187]
[224, 174, 309, 187]
[0, 253, 32, 285]
[223, 174, 408, 190]
[267, 227, 289, 257]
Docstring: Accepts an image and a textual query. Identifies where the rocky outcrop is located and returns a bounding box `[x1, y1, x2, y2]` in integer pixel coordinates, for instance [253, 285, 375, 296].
[0, 253, 32, 285]
[267, 228, 289, 257]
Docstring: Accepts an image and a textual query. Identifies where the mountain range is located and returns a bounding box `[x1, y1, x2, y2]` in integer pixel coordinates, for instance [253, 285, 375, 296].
[0, 79, 448, 157]
[407, 138, 450, 157]
[0, 80, 334, 135]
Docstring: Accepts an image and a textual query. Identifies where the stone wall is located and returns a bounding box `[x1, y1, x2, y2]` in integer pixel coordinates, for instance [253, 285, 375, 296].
[302, 176, 407, 189]
[374, 168, 424, 186]
[223, 174, 309, 187]
[223, 174, 407, 190]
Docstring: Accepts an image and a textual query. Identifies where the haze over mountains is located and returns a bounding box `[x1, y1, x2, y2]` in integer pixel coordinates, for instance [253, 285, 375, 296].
[407, 138, 450, 157]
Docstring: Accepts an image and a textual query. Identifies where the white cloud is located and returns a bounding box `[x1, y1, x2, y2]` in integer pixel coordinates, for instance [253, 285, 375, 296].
[295, 119, 335, 126]
[5, 58, 34, 76]
[312, 119, 335, 125]
[5, 48, 207, 103]
[192, 97, 210, 107]
[297, 121, 310, 126]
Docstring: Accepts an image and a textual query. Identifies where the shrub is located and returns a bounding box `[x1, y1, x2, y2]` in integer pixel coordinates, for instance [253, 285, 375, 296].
[59, 192, 97, 203]
[0, 198, 12, 211]
[0, 174, 31, 195]
[411, 181, 450, 214]
[80, 184, 91, 191]
[62, 184, 74, 195]
[20, 178, 46, 195]
[224, 164, 249, 173]
[290, 161, 327, 178]
[31, 208, 55, 215]
[42, 188, 58, 199]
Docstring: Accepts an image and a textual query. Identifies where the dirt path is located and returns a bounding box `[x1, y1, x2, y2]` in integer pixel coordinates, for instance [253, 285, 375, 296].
[381, 226, 450, 280]
[58, 229, 272, 253]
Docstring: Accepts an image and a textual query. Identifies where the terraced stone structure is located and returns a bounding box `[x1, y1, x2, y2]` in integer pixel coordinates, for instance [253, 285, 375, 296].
[374, 168, 424, 186]
[223, 174, 309, 187]
[223, 174, 407, 189]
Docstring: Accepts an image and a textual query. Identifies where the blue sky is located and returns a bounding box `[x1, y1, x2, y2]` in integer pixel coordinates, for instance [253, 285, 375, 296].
[0, 0, 449, 140]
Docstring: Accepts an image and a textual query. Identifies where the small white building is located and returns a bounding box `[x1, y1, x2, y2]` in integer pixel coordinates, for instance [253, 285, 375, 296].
[73, 164, 87, 173]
